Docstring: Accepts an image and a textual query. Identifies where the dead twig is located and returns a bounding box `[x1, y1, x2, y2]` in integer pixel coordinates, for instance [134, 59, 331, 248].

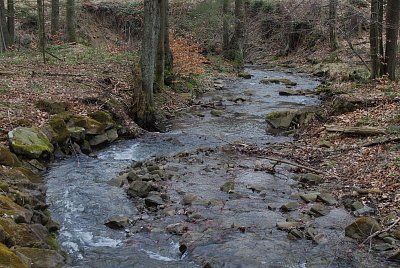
[360, 217, 400, 246]
[256, 156, 325, 175]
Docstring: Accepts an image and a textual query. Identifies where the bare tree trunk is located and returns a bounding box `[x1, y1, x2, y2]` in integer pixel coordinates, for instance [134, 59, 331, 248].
[329, 0, 339, 51]
[7, 0, 14, 45]
[0, 0, 10, 51]
[370, 0, 381, 79]
[222, 0, 229, 51]
[138, 0, 160, 128]
[164, 0, 173, 72]
[155, 0, 166, 92]
[378, 0, 385, 76]
[224, 0, 244, 68]
[66, 0, 76, 42]
[385, 0, 399, 80]
[37, 0, 46, 63]
[51, 0, 60, 35]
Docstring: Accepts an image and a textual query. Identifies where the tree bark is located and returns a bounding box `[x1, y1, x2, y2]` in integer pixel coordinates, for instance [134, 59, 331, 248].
[7, 0, 14, 45]
[37, 0, 46, 63]
[51, 0, 60, 35]
[370, 0, 381, 79]
[385, 0, 400, 80]
[164, 0, 173, 72]
[329, 0, 339, 51]
[66, 0, 76, 42]
[0, 0, 10, 51]
[139, 0, 160, 128]
[378, 0, 385, 76]
[225, 0, 244, 68]
[222, 0, 229, 51]
[155, 0, 166, 92]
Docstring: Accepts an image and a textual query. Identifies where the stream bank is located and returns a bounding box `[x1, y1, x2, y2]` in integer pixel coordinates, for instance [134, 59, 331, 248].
[46, 67, 398, 267]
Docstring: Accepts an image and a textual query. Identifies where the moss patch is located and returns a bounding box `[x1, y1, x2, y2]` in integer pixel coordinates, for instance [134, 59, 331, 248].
[0, 147, 22, 167]
[0, 243, 28, 268]
[8, 127, 54, 159]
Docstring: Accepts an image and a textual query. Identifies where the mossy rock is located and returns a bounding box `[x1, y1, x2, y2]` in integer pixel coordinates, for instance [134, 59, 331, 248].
[0, 195, 33, 223]
[49, 117, 71, 145]
[345, 217, 382, 240]
[0, 182, 9, 192]
[0, 166, 42, 184]
[88, 111, 115, 130]
[0, 218, 53, 249]
[238, 72, 252, 79]
[68, 127, 86, 142]
[0, 243, 28, 268]
[265, 109, 315, 130]
[0, 147, 22, 167]
[35, 100, 68, 114]
[69, 116, 105, 135]
[8, 127, 54, 159]
[14, 247, 65, 268]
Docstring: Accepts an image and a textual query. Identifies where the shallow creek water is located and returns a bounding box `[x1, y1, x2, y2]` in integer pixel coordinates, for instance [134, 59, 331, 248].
[46, 68, 391, 267]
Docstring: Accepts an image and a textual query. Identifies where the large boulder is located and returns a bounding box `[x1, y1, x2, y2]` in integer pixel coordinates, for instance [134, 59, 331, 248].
[0, 147, 22, 167]
[345, 217, 382, 240]
[8, 127, 54, 159]
[265, 109, 315, 130]
[88, 128, 119, 147]
[0, 243, 28, 268]
[14, 247, 65, 268]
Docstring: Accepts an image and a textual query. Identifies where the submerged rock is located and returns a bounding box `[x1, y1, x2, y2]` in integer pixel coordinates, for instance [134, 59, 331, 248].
[166, 223, 186, 235]
[210, 109, 224, 117]
[317, 193, 337, 206]
[182, 193, 198, 205]
[8, 127, 54, 159]
[345, 217, 382, 240]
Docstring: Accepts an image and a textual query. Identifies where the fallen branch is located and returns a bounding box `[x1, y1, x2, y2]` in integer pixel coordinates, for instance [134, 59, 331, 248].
[256, 156, 325, 175]
[31, 71, 85, 77]
[360, 217, 400, 245]
[325, 125, 386, 136]
[361, 135, 400, 147]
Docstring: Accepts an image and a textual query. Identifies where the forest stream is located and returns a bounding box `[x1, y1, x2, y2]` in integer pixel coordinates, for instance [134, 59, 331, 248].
[45, 68, 393, 267]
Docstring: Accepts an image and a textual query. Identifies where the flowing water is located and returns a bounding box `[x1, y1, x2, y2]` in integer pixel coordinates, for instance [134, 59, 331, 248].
[46, 68, 392, 267]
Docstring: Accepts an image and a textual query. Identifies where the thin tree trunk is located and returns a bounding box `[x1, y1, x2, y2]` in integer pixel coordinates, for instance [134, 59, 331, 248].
[0, 0, 10, 51]
[37, 0, 46, 63]
[329, 0, 339, 51]
[378, 0, 385, 76]
[164, 0, 173, 72]
[51, 0, 60, 35]
[139, 0, 160, 128]
[370, 0, 381, 79]
[385, 0, 400, 80]
[155, 0, 166, 92]
[222, 0, 229, 51]
[7, 0, 14, 45]
[226, 0, 244, 68]
[66, 0, 76, 42]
